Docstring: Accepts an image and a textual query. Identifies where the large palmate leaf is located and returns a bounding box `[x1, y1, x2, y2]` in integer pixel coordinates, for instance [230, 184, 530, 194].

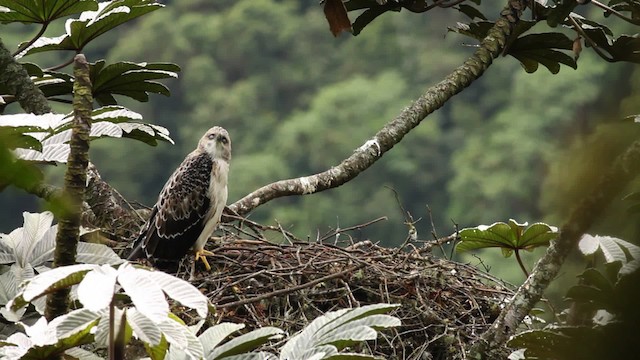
[1, 106, 173, 162]
[456, 219, 558, 256]
[0, 0, 97, 24]
[16, 0, 163, 57]
[449, 21, 577, 73]
[279, 304, 400, 360]
[90, 60, 180, 105]
[1, 61, 179, 107]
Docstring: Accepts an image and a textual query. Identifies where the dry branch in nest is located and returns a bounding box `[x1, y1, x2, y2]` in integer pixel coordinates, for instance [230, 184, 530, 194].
[156, 222, 517, 360]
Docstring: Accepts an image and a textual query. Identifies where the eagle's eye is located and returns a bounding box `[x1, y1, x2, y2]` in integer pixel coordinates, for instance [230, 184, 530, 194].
[219, 136, 228, 145]
[207, 133, 216, 140]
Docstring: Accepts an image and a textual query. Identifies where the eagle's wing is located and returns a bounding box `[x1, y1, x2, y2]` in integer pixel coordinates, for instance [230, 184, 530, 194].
[129, 152, 213, 262]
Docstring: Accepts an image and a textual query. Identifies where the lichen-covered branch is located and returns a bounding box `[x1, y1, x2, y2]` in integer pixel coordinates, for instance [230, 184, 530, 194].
[230, 0, 526, 216]
[470, 139, 640, 358]
[0, 38, 51, 114]
[45, 54, 93, 321]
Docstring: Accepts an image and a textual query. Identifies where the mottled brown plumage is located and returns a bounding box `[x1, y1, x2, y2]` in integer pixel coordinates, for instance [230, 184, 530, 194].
[128, 126, 231, 276]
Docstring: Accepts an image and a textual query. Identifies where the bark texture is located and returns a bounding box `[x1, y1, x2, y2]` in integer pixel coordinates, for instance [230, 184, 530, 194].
[469, 140, 640, 358]
[230, 0, 525, 216]
[45, 54, 93, 321]
[0, 38, 51, 114]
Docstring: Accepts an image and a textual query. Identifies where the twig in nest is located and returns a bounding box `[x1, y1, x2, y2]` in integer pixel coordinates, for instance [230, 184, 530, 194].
[217, 264, 365, 309]
[317, 216, 388, 243]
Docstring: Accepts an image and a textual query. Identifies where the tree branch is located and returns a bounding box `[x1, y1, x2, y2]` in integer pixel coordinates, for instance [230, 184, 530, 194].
[45, 54, 92, 321]
[470, 139, 640, 358]
[230, 0, 526, 216]
[0, 38, 51, 114]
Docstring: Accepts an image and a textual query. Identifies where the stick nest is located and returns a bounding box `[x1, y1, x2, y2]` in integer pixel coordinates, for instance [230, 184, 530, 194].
[164, 233, 515, 360]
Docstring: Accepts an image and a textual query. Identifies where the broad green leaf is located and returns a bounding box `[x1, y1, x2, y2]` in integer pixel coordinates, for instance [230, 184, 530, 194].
[17, 0, 164, 56]
[55, 308, 101, 339]
[221, 353, 278, 360]
[457, 220, 557, 253]
[0, 0, 97, 23]
[91, 61, 180, 105]
[564, 285, 613, 308]
[199, 323, 245, 355]
[507, 327, 604, 360]
[318, 326, 377, 349]
[207, 327, 283, 360]
[352, 7, 388, 36]
[15, 264, 97, 307]
[280, 304, 399, 359]
[93, 307, 129, 348]
[578, 235, 628, 263]
[76, 242, 124, 265]
[545, 0, 579, 27]
[76, 265, 118, 312]
[145, 270, 208, 318]
[578, 268, 614, 293]
[582, 28, 640, 63]
[508, 33, 576, 74]
[145, 334, 169, 360]
[155, 318, 190, 353]
[26, 224, 57, 267]
[324, 353, 379, 360]
[63, 347, 105, 360]
[117, 263, 168, 322]
[128, 308, 162, 346]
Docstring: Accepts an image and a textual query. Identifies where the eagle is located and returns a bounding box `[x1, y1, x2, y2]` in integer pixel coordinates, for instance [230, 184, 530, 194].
[127, 126, 231, 279]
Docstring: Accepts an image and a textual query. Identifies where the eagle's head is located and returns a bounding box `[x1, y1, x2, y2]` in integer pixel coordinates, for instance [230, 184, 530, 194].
[198, 126, 231, 162]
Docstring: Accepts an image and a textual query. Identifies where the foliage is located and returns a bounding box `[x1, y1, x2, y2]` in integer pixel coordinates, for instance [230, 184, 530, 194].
[456, 219, 558, 256]
[506, 234, 640, 360]
[456, 219, 558, 275]
[2, 262, 209, 359]
[278, 303, 400, 360]
[0, 0, 178, 195]
[1, 261, 400, 360]
[0, 211, 122, 321]
[330, 0, 640, 72]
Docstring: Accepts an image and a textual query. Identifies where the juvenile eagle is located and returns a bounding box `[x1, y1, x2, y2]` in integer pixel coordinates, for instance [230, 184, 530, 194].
[128, 126, 231, 278]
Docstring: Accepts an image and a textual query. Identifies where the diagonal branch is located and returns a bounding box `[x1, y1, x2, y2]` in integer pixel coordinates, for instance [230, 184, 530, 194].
[230, 0, 526, 217]
[470, 139, 640, 358]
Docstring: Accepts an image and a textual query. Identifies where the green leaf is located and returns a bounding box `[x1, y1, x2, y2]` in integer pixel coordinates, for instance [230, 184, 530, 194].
[546, 0, 580, 27]
[56, 308, 101, 340]
[457, 220, 557, 253]
[0, 0, 98, 24]
[207, 327, 284, 360]
[76, 242, 125, 266]
[582, 27, 640, 63]
[90, 61, 179, 105]
[13, 264, 97, 308]
[578, 235, 630, 264]
[145, 270, 209, 318]
[117, 263, 169, 322]
[76, 264, 118, 312]
[578, 268, 615, 293]
[508, 33, 577, 74]
[128, 308, 162, 346]
[280, 304, 400, 360]
[17, 0, 164, 56]
[199, 323, 245, 355]
[507, 327, 604, 360]
[352, 7, 389, 36]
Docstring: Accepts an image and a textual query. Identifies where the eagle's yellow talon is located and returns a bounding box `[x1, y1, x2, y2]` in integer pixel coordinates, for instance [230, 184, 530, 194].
[194, 249, 214, 271]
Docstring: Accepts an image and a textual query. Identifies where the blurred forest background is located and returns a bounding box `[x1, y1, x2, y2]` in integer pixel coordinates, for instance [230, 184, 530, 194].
[1, 0, 639, 286]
